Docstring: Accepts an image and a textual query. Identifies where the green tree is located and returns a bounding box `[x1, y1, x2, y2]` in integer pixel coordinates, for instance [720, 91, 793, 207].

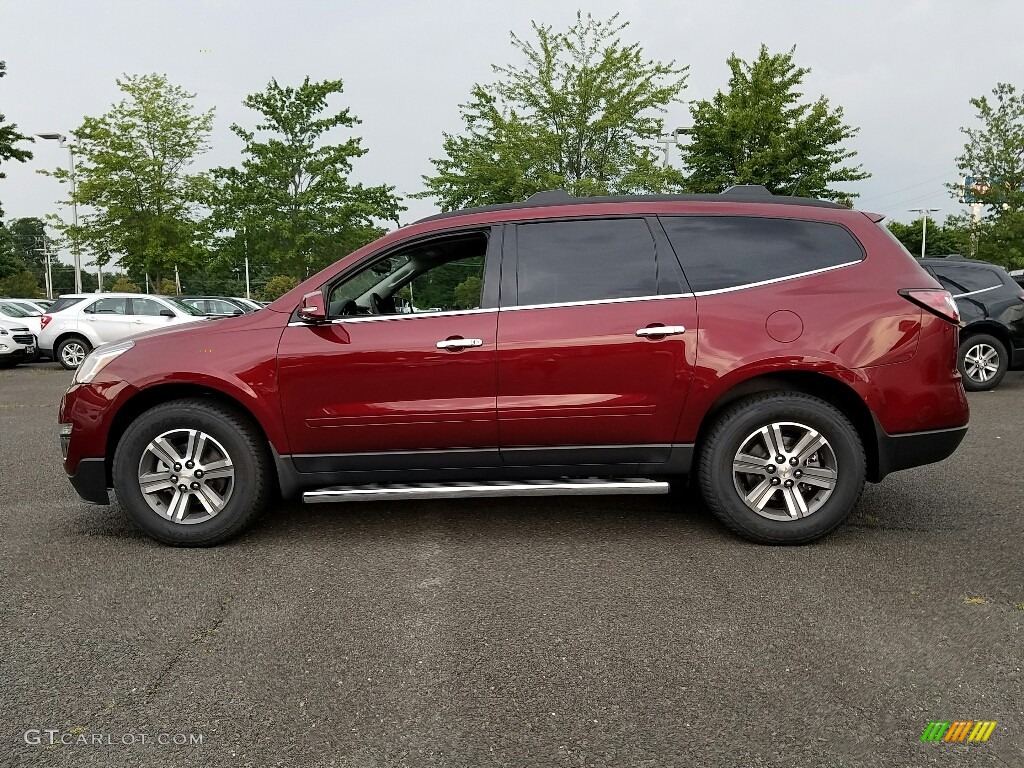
[0, 61, 33, 219]
[681, 45, 868, 201]
[41, 74, 214, 292]
[454, 276, 483, 309]
[257, 274, 298, 301]
[210, 77, 402, 282]
[887, 217, 971, 257]
[952, 83, 1024, 270]
[110, 275, 140, 292]
[417, 13, 688, 211]
[156, 278, 177, 295]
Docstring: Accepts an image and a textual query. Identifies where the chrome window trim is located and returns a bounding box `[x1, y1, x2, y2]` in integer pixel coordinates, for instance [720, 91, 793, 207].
[504, 293, 694, 312]
[287, 307, 498, 327]
[691, 260, 862, 297]
[951, 285, 1001, 299]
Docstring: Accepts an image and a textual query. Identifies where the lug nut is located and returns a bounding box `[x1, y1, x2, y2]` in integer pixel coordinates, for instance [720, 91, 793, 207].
[794, 470, 803, 478]
[766, 465, 776, 474]
[771, 477, 781, 486]
[789, 457, 799, 466]
[784, 479, 794, 488]
[185, 461, 195, 469]
[776, 455, 785, 464]
[194, 470, 204, 479]
[178, 484, 188, 492]
[190, 481, 200, 490]
[173, 463, 182, 471]
[170, 475, 178, 483]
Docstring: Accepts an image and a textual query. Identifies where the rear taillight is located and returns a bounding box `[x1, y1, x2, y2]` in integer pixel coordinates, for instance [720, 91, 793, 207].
[40, 314, 52, 329]
[899, 289, 961, 325]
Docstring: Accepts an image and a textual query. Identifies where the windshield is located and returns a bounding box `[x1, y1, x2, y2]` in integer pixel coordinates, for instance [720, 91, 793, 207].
[163, 297, 207, 316]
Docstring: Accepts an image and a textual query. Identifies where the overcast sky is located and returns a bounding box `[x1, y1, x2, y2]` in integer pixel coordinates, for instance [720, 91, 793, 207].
[1, 0, 1022, 265]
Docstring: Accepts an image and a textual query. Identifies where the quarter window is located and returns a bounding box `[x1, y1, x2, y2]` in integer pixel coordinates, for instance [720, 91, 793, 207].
[931, 265, 1002, 295]
[514, 218, 658, 305]
[660, 216, 864, 293]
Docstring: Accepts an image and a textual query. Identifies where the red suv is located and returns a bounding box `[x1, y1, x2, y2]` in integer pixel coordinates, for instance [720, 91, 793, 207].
[58, 187, 969, 546]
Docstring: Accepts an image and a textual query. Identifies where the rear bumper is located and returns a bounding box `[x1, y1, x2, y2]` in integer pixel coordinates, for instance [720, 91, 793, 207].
[67, 458, 110, 504]
[873, 420, 968, 481]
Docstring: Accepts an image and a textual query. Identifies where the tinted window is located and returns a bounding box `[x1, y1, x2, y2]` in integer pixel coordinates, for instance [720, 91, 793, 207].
[515, 218, 657, 305]
[84, 297, 126, 314]
[47, 297, 86, 314]
[660, 216, 864, 293]
[207, 299, 242, 314]
[131, 298, 169, 316]
[930, 264, 1003, 295]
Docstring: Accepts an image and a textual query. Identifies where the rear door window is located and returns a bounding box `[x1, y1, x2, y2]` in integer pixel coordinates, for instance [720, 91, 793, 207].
[513, 218, 658, 305]
[659, 216, 864, 293]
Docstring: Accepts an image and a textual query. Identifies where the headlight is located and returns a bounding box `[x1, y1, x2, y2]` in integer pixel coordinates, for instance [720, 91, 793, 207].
[0, 328, 8, 335]
[73, 340, 135, 384]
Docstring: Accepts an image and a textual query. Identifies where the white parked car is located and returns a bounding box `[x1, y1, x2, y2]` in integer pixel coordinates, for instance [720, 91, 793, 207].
[0, 315, 36, 368]
[39, 293, 208, 369]
[3, 297, 52, 314]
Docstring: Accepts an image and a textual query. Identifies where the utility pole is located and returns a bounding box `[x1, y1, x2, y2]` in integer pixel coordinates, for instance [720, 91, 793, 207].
[909, 208, 941, 258]
[34, 236, 54, 299]
[656, 127, 689, 168]
[36, 133, 82, 292]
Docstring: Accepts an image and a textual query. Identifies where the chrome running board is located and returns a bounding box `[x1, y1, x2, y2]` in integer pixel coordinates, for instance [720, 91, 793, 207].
[302, 477, 670, 504]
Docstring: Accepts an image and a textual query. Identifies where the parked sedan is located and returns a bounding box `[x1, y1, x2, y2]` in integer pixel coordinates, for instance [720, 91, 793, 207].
[3, 297, 52, 315]
[39, 293, 208, 369]
[179, 296, 260, 317]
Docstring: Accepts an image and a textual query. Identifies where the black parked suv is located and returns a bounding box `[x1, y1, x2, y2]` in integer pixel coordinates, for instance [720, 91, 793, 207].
[920, 257, 1024, 390]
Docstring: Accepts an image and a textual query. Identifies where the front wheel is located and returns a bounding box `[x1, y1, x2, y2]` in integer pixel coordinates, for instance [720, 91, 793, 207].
[112, 399, 273, 546]
[958, 333, 1007, 391]
[697, 392, 866, 544]
[56, 336, 91, 370]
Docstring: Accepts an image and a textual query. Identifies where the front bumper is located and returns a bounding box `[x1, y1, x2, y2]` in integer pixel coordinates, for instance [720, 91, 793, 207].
[67, 457, 110, 504]
[873, 420, 968, 481]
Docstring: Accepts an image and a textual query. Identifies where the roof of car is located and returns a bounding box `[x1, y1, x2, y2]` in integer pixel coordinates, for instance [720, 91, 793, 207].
[413, 185, 849, 224]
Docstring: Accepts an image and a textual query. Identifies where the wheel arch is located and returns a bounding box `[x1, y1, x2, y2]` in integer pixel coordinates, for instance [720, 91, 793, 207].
[104, 383, 277, 491]
[959, 322, 1011, 354]
[694, 371, 881, 482]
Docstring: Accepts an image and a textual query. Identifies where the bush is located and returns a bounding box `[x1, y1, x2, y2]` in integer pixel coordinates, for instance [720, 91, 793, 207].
[258, 275, 299, 301]
[110, 276, 141, 293]
[0, 270, 40, 298]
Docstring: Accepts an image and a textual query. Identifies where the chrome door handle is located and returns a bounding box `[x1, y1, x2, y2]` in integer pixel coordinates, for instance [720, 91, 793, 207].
[436, 338, 484, 350]
[636, 325, 687, 337]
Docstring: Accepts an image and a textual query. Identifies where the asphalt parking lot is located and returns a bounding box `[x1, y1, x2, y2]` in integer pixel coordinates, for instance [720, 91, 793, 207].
[2, 363, 1021, 767]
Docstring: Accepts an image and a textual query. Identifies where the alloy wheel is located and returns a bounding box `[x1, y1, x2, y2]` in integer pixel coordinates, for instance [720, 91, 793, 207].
[61, 342, 87, 368]
[964, 342, 999, 384]
[732, 421, 838, 521]
[137, 428, 235, 524]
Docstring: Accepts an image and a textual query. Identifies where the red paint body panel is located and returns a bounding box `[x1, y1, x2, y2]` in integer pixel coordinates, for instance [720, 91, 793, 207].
[277, 312, 499, 454]
[496, 296, 698, 449]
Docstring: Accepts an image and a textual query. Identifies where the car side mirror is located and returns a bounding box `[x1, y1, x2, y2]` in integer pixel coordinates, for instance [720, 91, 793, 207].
[297, 291, 327, 323]
[159, 309, 175, 318]
[231, 309, 243, 315]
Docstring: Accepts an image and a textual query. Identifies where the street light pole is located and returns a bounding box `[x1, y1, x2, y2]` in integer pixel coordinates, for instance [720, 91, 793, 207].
[656, 127, 688, 168]
[909, 208, 941, 258]
[37, 133, 83, 293]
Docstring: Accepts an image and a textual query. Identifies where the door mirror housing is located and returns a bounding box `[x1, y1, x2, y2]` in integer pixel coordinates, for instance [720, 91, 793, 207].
[159, 309, 175, 318]
[297, 291, 327, 323]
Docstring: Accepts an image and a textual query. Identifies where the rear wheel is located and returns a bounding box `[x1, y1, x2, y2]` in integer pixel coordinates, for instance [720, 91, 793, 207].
[112, 399, 273, 546]
[56, 336, 91, 370]
[958, 333, 1007, 391]
[698, 392, 866, 544]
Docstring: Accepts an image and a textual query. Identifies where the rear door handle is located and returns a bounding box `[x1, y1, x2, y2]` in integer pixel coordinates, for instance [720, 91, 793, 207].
[636, 325, 687, 337]
[436, 338, 484, 350]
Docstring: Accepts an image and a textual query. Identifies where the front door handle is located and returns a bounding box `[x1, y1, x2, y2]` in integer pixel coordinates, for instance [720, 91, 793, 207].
[436, 337, 484, 350]
[636, 325, 687, 337]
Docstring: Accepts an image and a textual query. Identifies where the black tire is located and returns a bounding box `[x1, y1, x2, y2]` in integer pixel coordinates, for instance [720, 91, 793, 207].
[957, 333, 1007, 392]
[697, 392, 866, 545]
[56, 336, 92, 370]
[112, 399, 273, 546]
